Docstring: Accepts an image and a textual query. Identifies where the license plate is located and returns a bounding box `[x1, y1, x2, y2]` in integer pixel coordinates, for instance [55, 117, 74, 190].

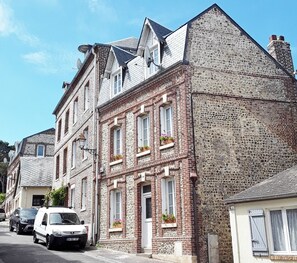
[67, 238, 79, 241]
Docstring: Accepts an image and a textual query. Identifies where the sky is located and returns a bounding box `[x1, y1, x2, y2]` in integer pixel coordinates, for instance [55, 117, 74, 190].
[0, 0, 296, 146]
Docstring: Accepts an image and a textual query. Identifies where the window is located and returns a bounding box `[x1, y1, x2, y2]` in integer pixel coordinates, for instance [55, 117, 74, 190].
[81, 178, 87, 210]
[84, 84, 89, 111]
[63, 147, 68, 174]
[112, 71, 122, 96]
[113, 127, 122, 156]
[70, 185, 75, 209]
[36, 144, 45, 157]
[55, 155, 60, 179]
[71, 140, 76, 168]
[138, 115, 150, 149]
[270, 208, 297, 253]
[162, 178, 176, 217]
[57, 119, 62, 141]
[110, 190, 122, 227]
[64, 109, 69, 134]
[160, 105, 173, 137]
[149, 47, 159, 74]
[32, 195, 44, 206]
[82, 128, 88, 160]
[73, 98, 78, 124]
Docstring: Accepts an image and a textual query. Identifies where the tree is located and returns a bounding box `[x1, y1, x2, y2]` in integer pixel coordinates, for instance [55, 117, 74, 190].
[0, 140, 15, 193]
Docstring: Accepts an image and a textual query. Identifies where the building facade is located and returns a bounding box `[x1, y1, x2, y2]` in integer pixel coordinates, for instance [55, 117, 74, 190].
[5, 128, 55, 216]
[96, 4, 297, 263]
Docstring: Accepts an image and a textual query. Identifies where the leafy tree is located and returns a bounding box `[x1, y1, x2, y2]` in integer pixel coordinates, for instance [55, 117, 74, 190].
[0, 140, 15, 193]
[44, 186, 67, 206]
[0, 193, 5, 204]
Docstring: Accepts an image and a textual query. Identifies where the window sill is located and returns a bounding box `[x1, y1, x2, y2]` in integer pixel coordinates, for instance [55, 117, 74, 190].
[80, 208, 86, 212]
[159, 142, 175, 150]
[136, 150, 151, 157]
[161, 223, 177, 228]
[109, 227, 123, 232]
[109, 159, 123, 166]
[270, 255, 297, 261]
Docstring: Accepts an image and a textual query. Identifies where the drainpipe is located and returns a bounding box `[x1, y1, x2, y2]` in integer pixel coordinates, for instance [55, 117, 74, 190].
[89, 46, 98, 245]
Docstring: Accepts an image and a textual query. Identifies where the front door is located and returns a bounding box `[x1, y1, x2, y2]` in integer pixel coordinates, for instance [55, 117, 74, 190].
[141, 184, 152, 250]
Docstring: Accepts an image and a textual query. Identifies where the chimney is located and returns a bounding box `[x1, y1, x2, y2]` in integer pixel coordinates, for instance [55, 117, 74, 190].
[267, 35, 295, 75]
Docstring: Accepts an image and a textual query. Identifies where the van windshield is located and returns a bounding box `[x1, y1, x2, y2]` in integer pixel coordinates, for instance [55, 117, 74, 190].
[49, 213, 80, 225]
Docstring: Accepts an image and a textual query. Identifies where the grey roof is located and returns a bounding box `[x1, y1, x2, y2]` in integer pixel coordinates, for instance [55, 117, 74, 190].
[225, 165, 297, 204]
[147, 18, 172, 43]
[20, 157, 53, 187]
[112, 46, 135, 68]
[108, 37, 138, 51]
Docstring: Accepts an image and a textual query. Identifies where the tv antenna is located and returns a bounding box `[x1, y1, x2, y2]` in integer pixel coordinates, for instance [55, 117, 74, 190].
[76, 58, 82, 70]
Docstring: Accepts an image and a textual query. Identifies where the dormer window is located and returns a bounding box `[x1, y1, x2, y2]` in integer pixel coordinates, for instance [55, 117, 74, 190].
[149, 46, 159, 75]
[112, 70, 122, 96]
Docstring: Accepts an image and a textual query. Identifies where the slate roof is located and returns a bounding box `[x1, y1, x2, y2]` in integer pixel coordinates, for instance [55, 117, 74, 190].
[20, 157, 53, 187]
[112, 46, 136, 68]
[225, 165, 297, 204]
[108, 37, 138, 51]
[146, 18, 172, 43]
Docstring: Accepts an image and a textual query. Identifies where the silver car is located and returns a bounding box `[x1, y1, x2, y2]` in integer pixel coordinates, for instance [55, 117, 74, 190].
[0, 208, 6, 221]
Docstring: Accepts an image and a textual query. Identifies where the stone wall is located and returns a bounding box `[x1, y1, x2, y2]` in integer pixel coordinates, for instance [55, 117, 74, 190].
[187, 6, 297, 263]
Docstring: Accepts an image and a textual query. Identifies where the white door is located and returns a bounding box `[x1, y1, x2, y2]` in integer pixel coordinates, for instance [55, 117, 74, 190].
[141, 185, 152, 249]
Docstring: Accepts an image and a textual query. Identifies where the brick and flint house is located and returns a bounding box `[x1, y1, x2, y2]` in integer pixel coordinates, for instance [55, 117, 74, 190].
[5, 128, 55, 216]
[96, 4, 297, 263]
[52, 38, 137, 244]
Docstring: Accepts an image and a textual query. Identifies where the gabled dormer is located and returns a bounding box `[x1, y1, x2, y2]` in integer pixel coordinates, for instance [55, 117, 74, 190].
[104, 46, 135, 98]
[137, 18, 172, 77]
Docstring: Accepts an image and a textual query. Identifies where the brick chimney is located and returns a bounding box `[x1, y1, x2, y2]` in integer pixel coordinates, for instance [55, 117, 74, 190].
[267, 35, 295, 75]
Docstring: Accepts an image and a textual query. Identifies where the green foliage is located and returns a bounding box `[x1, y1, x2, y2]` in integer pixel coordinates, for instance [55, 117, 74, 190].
[45, 186, 67, 206]
[0, 193, 5, 204]
[0, 140, 14, 162]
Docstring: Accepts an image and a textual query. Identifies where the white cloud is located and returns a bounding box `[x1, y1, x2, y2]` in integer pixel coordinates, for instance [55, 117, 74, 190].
[87, 0, 117, 20]
[0, 0, 39, 46]
[22, 51, 48, 66]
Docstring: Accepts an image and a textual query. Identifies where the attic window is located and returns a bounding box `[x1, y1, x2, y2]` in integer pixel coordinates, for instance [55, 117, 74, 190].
[149, 46, 159, 74]
[112, 70, 122, 96]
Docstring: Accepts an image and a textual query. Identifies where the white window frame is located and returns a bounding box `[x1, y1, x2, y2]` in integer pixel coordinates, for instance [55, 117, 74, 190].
[161, 177, 176, 216]
[36, 144, 45, 157]
[112, 69, 122, 97]
[138, 115, 150, 148]
[71, 140, 76, 168]
[81, 178, 87, 210]
[84, 84, 89, 111]
[110, 190, 122, 227]
[73, 98, 78, 124]
[160, 105, 173, 137]
[70, 184, 75, 209]
[113, 127, 122, 156]
[268, 207, 297, 255]
[82, 128, 88, 160]
[148, 45, 159, 75]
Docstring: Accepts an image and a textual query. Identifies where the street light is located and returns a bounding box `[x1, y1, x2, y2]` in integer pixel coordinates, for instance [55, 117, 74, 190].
[78, 133, 97, 156]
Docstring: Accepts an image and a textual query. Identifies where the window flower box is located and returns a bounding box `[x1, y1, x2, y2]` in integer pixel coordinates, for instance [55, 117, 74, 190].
[160, 135, 175, 146]
[162, 213, 176, 224]
[138, 146, 150, 153]
[111, 154, 123, 162]
[112, 219, 122, 228]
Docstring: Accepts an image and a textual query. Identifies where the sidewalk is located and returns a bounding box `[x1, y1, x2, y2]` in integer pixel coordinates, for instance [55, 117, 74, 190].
[83, 246, 169, 263]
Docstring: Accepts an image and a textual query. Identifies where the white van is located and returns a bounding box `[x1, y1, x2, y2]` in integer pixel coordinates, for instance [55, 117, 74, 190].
[33, 207, 87, 250]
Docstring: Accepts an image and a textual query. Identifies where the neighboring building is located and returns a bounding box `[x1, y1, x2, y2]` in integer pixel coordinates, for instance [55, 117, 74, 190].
[96, 4, 297, 263]
[52, 38, 137, 244]
[5, 128, 55, 216]
[225, 166, 297, 263]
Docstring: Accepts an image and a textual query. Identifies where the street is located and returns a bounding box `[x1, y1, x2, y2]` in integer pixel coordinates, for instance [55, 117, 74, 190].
[0, 220, 167, 263]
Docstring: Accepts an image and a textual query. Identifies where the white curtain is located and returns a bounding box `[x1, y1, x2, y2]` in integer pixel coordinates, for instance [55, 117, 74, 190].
[271, 210, 286, 251]
[287, 209, 297, 251]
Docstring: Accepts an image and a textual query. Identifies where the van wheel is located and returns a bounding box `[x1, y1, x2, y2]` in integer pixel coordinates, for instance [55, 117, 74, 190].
[33, 232, 39, 244]
[46, 236, 53, 250]
[9, 223, 13, 232]
[79, 243, 86, 249]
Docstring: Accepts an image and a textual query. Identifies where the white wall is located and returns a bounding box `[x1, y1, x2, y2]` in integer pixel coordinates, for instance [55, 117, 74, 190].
[230, 198, 297, 263]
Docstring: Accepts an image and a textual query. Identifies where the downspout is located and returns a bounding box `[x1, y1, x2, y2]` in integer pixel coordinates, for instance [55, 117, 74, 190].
[90, 46, 97, 245]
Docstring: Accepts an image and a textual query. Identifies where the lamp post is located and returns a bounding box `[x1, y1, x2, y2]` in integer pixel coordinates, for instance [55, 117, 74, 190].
[77, 133, 98, 245]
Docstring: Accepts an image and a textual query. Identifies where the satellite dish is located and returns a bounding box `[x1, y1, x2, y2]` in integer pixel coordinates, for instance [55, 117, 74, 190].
[144, 46, 153, 67]
[77, 58, 82, 70]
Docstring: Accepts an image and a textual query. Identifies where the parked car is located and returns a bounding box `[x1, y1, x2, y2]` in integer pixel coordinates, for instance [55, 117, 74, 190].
[33, 207, 87, 250]
[0, 208, 6, 221]
[9, 208, 38, 234]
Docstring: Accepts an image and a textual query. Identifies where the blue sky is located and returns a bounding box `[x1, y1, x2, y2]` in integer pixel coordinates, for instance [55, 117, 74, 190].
[0, 0, 296, 146]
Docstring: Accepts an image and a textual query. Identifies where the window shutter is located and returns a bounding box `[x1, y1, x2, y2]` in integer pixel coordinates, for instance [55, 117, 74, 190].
[137, 117, 142, 147]
[249, 209, 269, 256]
[160, 107, 165, 135]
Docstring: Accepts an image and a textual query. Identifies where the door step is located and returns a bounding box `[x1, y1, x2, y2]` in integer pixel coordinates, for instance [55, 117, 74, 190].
[137, 249, 152, 258]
